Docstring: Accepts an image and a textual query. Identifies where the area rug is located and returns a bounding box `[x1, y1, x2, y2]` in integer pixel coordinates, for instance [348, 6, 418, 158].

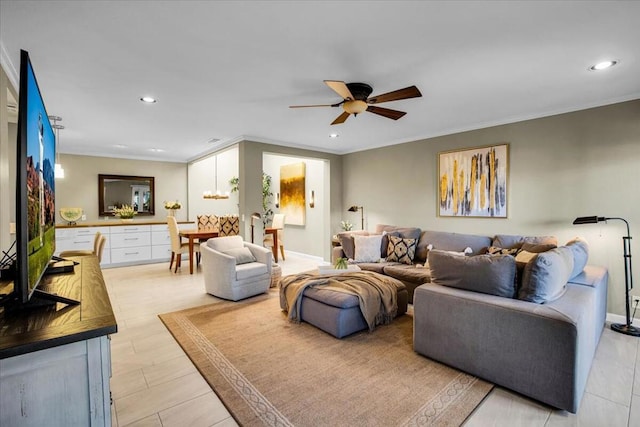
[159, 292, 492, 427]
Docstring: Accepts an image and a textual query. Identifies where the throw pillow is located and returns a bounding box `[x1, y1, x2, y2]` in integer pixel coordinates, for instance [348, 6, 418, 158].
[354, 235, 383, 263]
[222, 247, 256, 265]
[338, 234, 356, 260]
[427, 244, 472, 256]
[566, 237, 589, 280]
[518, 246, 574, 304]
[386, 235, 417, 264]
[521, 242, 557, 253]
[428, 250, 517, 298]
[486, 246, 520, 256]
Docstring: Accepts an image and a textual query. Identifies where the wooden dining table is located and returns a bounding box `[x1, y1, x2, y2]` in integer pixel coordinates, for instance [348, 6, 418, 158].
[178, 229, 219, 274]
[264, 227, 280, 263]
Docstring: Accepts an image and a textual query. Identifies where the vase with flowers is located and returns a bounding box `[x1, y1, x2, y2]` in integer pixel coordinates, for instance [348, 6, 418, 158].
[113, 204, 137, 222]
[164, 200, 181, 217]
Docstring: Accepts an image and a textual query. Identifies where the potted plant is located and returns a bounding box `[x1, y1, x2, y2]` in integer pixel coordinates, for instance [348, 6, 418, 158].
[164, 200, 181, 216]
[340, 220, 353, 231]
[113, 204, 137, 222]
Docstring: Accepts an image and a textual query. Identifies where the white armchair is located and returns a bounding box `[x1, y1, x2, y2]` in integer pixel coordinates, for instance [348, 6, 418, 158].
[201, 236, 272, 301]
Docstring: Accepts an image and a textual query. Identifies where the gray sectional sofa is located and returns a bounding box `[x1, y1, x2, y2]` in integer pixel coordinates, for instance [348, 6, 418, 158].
[332, 225, 608, 413]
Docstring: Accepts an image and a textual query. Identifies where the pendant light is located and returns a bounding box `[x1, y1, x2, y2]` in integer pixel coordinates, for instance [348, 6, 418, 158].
[49, 115, 65, 179]
[203, 154, 229, 199]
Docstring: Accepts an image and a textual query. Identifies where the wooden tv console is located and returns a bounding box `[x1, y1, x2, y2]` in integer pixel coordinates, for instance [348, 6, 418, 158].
[0, 256, 117, 426]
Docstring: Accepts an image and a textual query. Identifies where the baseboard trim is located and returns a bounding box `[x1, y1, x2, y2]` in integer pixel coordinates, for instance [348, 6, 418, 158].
[605, 312, 640, 326]
[282, 250, 327, 264]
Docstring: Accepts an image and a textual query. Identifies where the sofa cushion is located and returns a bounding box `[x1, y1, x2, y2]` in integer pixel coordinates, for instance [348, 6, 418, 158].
[337, 230, 370, 259]
[222, 247, 256, 265]
[492, 234, 558, 249]
[518, 246, 574, 303]
[356, 262, 393, 274]
[427, 250, 517, 298]
[521, 242, 557, 253]
[416, 231, 492, 262]
[354, 235, 383, 263]
[383, 264, 432, 285]
[386, 235, 417, 264]
[235, 262, 268, 280]
[566, 237, 589, 280]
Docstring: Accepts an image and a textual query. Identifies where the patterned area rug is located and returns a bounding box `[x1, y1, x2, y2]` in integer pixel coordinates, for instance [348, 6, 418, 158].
[159, 292, 492, 426]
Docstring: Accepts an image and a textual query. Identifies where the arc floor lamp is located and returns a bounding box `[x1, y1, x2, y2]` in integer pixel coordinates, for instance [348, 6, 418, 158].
[573, 216, 639, 336]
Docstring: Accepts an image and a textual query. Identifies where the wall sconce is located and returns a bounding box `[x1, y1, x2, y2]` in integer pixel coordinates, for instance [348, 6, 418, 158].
[275, 193, 280, 209]
[348, 205, 364, 230]
[309, 190, 315, 208]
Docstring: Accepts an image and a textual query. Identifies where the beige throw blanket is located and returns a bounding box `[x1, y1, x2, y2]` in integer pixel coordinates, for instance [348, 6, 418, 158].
[280, 271, 399, 331]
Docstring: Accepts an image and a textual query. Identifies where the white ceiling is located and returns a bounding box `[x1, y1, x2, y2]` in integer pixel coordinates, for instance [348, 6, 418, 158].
[1, 1, 639, 163]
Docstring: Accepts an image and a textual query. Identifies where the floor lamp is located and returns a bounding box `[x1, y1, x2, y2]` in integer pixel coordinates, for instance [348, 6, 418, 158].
[573, 216, 639, 336]
[250, 212, 262, 243]
[348, 206, 364, 230]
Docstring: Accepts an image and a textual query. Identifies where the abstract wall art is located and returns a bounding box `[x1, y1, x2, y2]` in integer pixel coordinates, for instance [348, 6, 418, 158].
[280, 162, 306, 225]
[438, 144, 509, 218]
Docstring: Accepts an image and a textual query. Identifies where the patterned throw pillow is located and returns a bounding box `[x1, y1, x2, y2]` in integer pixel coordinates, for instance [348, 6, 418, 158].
[386, 235, 417, 264]
[218, 215, 240, 236]
[487, 246, 520, 256]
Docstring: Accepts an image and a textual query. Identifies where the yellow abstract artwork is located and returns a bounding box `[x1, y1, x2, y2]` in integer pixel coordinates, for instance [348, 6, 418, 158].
[280, 162, 306, 225]
[438, 144, 508, 217]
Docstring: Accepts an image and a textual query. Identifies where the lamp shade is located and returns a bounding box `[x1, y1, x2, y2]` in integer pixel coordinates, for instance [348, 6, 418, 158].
[573, 216, 606, 225]
[348, 206, 360, 212]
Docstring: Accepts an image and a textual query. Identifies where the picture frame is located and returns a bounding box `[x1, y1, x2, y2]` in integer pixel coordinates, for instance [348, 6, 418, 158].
[437, 143, 509, 218]
[280, 162, 306, 225]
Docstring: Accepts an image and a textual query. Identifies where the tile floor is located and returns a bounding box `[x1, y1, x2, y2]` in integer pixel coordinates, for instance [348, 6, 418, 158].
[105, 253, 640, 427]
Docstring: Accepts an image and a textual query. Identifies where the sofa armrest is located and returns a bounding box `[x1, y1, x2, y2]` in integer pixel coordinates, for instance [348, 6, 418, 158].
[244, 241, 273, 267]
[413, 280, 605, 413]
[332, 246, 346, 264]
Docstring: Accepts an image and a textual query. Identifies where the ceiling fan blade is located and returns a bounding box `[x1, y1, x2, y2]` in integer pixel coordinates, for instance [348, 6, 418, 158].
[367, 85, 422, 104]
[324, 80, 355, 101]
[366, 106, 407, 120]
[289, 104, 336, 108]
[331, 111, 351, 125]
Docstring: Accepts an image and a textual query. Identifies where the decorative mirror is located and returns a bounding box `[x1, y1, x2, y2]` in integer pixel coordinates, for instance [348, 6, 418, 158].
[98, 174, 155, 216]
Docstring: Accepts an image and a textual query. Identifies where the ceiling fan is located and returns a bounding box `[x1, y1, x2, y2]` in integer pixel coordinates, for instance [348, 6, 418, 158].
[290, 80, 422, 125]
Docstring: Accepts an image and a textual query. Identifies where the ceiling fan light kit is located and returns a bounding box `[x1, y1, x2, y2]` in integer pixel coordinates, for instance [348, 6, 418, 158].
[290, 80, 422, 125]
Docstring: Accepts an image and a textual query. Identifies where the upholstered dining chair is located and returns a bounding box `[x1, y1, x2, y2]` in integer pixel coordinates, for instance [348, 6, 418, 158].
[201, 235, 272, 301]
[167, 216, 200, 273]
[59, 232, 107, 263]
[264, 213, 285, 261]
[218, 215, 240, 237]
[197, 214, 219, 231]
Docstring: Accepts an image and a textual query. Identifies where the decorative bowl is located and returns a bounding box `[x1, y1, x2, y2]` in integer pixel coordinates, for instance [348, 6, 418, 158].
[60, 207, 83, 225]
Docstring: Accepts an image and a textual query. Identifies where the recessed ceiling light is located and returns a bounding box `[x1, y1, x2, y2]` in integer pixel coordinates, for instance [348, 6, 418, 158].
[140, 96, 157, 103]
[149, 148, 164, 153]
[114, 144, 127, 149]
[207, 138, 220, 144]
[329, 133, 339, 139]
[589, 60, 618, 71]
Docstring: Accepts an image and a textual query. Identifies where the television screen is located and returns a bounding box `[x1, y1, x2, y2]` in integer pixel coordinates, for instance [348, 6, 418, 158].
[15, 49, 56, 303]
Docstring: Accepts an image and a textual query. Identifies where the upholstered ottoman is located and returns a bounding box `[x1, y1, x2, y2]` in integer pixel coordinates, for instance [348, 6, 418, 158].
[280, 279, 408, 338]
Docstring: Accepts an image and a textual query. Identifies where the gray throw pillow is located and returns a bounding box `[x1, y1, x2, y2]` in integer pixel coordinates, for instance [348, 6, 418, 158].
[338, 234, 356, 259]
[427, 250, 517, 298]
[518, 246, 573, 304]
[566, 237, 589, 280]
[223, 247, 257, 265]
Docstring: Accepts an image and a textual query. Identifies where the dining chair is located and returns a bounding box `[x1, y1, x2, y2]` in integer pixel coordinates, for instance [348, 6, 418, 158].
[59, 232, 107, 263]
[264, 213, 285, 261]
[218, 215, 240, 237]
[197, 214, 219, 231]
[167, 216, 200, 273]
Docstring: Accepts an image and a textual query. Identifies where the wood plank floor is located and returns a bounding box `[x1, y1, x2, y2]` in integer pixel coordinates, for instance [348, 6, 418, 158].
[104, 253, 640, 426]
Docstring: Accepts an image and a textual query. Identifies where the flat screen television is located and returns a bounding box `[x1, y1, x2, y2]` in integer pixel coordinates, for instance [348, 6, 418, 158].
[10, 49, 78, 308]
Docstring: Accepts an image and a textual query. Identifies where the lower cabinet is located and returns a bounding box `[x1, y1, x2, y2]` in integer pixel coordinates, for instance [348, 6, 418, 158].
[0, 336, 112, 426]
[55, 222, 195, 268]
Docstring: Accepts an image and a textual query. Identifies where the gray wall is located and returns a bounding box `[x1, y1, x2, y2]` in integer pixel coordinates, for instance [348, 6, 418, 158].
[343, 99, 640, 316]
[56, 154, 188, 222]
